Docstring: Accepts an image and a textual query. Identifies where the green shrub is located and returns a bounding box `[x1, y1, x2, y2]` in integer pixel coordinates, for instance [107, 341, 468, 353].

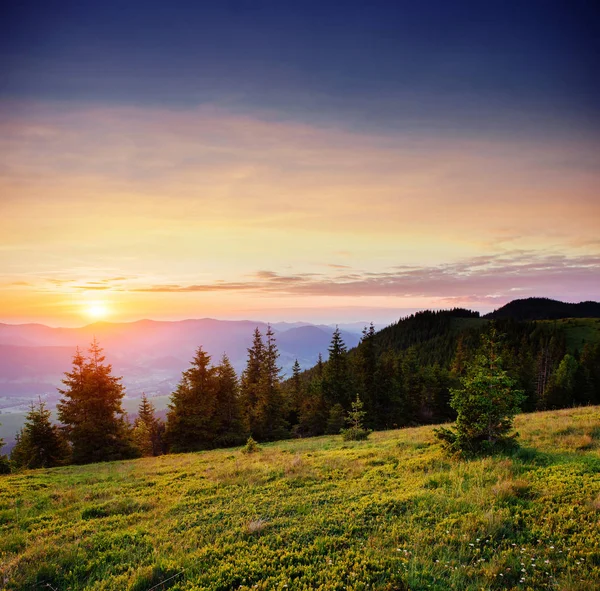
[241, 436, 260, 454]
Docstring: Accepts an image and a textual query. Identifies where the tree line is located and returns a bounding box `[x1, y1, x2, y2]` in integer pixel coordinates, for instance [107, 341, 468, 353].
[3, 310, 600, 470]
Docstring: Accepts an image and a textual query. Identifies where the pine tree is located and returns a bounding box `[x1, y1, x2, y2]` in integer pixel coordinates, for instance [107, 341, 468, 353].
[11, 399, 68, 469]
[322, 327, 353, 409]
[214, 354, 246, 446]
[341, 395, 371, 441]
[0, 426, 10, 474]
[325, 403, 345, 434]
[240, 328, 265, 436]
[254, 326, 288, 440]
[543, 354, 578, 409]
[132, 393, 162, 456]
[399, 346, 422, 424]
[451, 334, 469, 377]
[356, 323, 378, 427]
[435, 327, 525, 455]
[166, 347, 218, 452]
[57, 341, 136, 464]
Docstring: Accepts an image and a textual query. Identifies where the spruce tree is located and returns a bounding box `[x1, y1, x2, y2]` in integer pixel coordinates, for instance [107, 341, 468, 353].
[132, 393, 162, 456]
[325, 403, 345, 434]
[240, 328, 265, 436]
[214, 354, 245, 446]
[255, 326, 288, 440]
[57, 341, 136, 464]
[322, 327, 353, 409]
[435, 327, 525, 455]
[166, 347, 218, 452]
[11, 399, 68, 469]
[341, 395, 371, 441]
[356, 323, 379, 427]
[0, 427, 10, 474]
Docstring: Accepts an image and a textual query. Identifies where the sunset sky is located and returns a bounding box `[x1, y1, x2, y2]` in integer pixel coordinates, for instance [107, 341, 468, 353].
[1, 0, 599, 326]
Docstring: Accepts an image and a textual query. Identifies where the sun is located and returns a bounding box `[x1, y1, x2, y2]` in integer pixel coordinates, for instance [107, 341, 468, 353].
[85, 302, 110, 321]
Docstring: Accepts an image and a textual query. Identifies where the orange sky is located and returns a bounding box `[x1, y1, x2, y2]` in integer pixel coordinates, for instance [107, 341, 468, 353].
[1, 103, 599, 326]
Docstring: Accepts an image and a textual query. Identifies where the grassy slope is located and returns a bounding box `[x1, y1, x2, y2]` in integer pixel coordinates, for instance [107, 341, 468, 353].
[1, 408, 599, 591]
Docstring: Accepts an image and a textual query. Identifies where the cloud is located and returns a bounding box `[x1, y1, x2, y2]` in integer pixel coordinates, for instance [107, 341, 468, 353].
[127, 251, 600, 304]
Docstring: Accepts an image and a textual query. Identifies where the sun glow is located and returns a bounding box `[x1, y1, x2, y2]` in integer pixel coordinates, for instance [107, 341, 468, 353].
[85, 302, 110, 321]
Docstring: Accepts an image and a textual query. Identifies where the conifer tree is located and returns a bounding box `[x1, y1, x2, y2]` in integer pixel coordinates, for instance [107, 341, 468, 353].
[356, 323, 379, 427]
[214, 353, 246, 446]
[132, 393, 163, 456]
[166, 347, 218, 452]
[435, 327, 525, 455]
[341, 395, 371, 441]
[399, 346, 423, 424]
[254, 326, 288, 440]
[11, 399, 68, 469]
[287, 359, 303, 428]
[325, 403, 345, 434]
[316, 353, 324, 379]
[57, 341, 136, 464]
[0, 427, 10, 474]
[240, 328, 265, 436]
[322, 327, 353, 409]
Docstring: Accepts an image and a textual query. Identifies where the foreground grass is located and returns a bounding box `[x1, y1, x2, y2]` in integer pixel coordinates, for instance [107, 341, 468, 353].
[1, 408, 599, 591]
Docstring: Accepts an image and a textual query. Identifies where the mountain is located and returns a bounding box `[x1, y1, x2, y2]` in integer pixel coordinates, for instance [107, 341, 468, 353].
[484, 298, 600, 321]
[0, 319, 360, 409]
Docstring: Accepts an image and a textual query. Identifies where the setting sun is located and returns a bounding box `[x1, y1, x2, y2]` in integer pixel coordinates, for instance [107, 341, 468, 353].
[85, 302, 109, 321]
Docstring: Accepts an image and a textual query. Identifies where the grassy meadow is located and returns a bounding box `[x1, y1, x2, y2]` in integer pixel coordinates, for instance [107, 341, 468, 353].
[1, 407, 599, 591]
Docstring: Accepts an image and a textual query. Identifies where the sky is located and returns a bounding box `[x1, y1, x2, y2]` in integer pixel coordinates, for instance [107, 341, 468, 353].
[1, 0, 599, 326]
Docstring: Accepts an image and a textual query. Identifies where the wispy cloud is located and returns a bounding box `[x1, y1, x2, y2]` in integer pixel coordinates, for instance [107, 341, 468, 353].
[126, 252, 600, 304]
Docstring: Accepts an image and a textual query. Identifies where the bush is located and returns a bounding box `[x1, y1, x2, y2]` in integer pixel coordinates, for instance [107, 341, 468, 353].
[241, 436, 260, 454]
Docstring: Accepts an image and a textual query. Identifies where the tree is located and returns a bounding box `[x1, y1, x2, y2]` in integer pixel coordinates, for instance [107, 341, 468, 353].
[240, 327, 287, 441]
[11, 399, 68, 469]
[325, 403, 345, 435]
[132, 393, 163, 456]
[356, 323, 379, 427]
[240, 328, 265, 436]
[214, 354, 246, 446]
[288, 359, 303, 426]
[165, 347, 218, 452]
[0, 426, 10, 474]
[435, 327, 525, 455]
[255, 326, 288, 440]
[57, 341, 137, 464]
[322, 327, 353, 409]
[542, 354, 578, 409]
[341, 395, 372, 441]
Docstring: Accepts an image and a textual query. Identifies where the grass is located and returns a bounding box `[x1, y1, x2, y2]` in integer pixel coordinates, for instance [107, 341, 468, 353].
[1, 407, 599, 590]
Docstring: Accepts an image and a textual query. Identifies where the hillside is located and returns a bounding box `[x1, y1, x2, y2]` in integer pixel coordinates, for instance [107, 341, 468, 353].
[484, 298, 600, 321]
[1, 407, 599, 590]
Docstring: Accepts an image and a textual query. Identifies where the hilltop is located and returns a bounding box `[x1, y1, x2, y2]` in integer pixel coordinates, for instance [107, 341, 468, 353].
[1, 406, 599, 590]
[484, 298, 600, 321]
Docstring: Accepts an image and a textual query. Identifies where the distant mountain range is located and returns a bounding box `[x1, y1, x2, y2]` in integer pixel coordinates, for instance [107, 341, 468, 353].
[1, 297, 598, 411]
[0, 319, 363, 408]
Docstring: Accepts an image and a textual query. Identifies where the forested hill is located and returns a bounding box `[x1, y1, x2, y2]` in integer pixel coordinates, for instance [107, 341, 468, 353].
[288, 304, 600, 437]
[484, 297, 600, 320]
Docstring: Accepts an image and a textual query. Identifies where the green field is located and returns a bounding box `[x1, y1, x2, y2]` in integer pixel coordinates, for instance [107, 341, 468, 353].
[1, 407, 599, 591]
